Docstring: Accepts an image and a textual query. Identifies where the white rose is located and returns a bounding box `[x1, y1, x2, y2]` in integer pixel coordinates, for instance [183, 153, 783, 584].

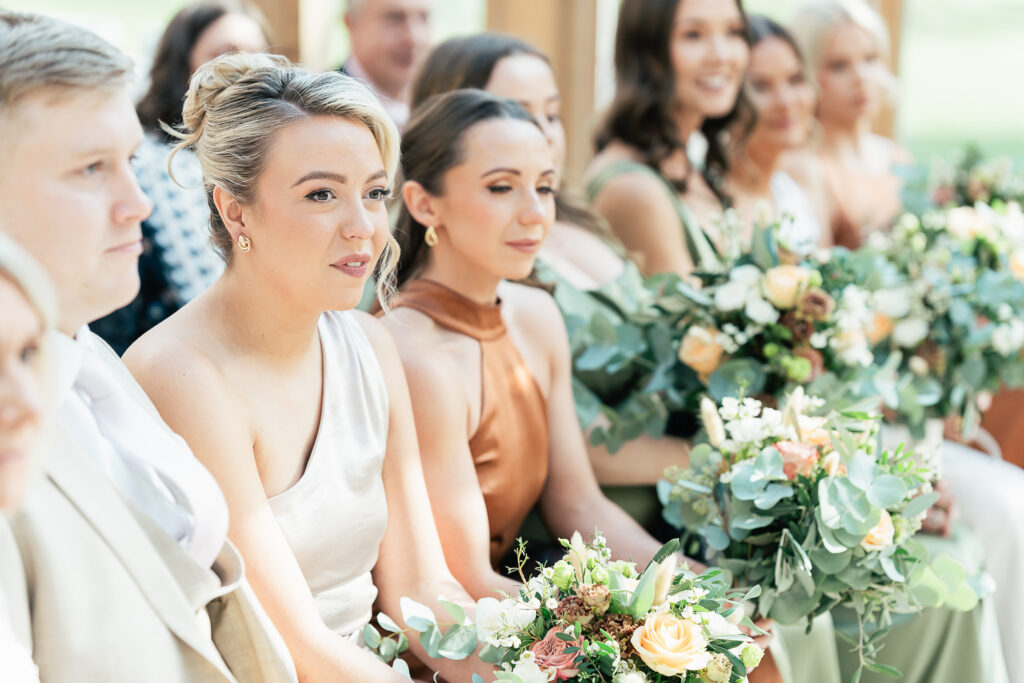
[703, 611, 742, 639]
[992, 319, 1024, 356]
[830, 328, 873, 366]
[510, 658, 550, 683]
[714, 280, 750, 312]
[892, 318, 929, 348]
[745, 296, 780, 325]
[875, 287, 914, 319]
[730, 264, 763, 286]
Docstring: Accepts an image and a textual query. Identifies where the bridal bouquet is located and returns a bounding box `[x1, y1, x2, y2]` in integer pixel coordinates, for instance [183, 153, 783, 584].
[659, 389, 982, 677]
[929, 145, 1024, 208]
[841, 211, 1024, 438]
[472, 534, 765, 683]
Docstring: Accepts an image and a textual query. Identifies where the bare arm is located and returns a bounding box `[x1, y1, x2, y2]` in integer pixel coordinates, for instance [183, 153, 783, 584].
[586, 432, 690, 487]
[384, 317, 520, 601]
[126, 345, 406, 683]
[355, 313, 497, 681]
[591, 171, 697, 279]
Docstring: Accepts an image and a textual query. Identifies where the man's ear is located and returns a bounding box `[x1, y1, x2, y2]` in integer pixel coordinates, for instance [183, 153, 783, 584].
[402, 179, 442, 228]
[212, 185, 246, 241]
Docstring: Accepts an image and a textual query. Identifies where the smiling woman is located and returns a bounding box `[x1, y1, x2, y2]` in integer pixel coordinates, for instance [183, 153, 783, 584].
[123, 52, 495, 682]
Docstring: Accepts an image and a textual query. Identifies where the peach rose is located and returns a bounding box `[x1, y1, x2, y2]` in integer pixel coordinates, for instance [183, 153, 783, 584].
[865, 312, 894, 346]
[946, 206, 989, 240]
[529, 628, 582, 680]
[679, 326, 724, 379]
[773, 440, 819, 480]
[1011, 249, 1024, 281]
[761, 265, 814, 309]
[861, 509, 895, 552]
[631, 612, 712, 676]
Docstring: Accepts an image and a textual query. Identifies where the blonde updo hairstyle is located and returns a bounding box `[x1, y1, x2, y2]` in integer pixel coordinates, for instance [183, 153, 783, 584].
[790, 0, 898, 104]
[168, 52, 401, 305]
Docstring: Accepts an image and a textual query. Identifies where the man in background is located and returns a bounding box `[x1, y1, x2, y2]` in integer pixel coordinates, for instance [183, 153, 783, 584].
[341, 0, 432, 129]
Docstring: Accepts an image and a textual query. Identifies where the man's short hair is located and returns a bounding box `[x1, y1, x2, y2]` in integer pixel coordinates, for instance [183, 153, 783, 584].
[0, 11, 134, 110]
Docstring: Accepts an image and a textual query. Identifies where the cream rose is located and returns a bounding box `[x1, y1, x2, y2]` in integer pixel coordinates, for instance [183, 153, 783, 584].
[631, 612, 713, 676]
[865, 312, 894, 345]
[1011, 249, 1024, 281]
[679, 327, 724, 379]
[821, 451, 847, 477]
[861, 509, 896, 552]
[761, 265, 814, 309]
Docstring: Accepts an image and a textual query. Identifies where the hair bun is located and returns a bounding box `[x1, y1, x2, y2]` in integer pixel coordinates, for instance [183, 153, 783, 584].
[177, 52, 289, 141]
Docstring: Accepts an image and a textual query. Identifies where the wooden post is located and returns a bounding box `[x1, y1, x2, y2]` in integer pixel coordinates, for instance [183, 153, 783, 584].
[871, 0, 905, 140]
[250, 0, 340, 71]
[486, 0, 600, 189]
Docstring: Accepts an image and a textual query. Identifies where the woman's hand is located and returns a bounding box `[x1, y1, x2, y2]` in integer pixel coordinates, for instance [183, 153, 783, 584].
[921, 478, 957, 537]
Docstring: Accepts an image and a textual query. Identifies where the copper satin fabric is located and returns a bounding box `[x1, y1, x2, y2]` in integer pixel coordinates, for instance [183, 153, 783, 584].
[392, 279, 550, 566]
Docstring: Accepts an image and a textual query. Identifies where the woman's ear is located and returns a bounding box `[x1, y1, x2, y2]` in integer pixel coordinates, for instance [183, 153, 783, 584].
[212, 185, 246, 241]
[402, 180, 442, 229]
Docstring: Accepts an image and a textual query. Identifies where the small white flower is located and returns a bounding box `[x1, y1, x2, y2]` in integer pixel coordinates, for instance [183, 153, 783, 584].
[993, 319, 1024, 356]
[545, 598, 558, 610]
[542, 567, 554, 579]
[809, 331, 830, 349]
[714, 279, 750, 312]
[908, 355, 930, 376]
[998, 303, 1014, 322]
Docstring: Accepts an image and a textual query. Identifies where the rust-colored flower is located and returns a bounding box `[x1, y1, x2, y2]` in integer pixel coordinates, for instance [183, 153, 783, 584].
[554, 596, 594, 627]
[577, 583, 610, 616]
[594, 613, 641, 656]
[917, 340, 948, 375]
[780, 312, 815, 345]
[530, 628, 583, 679]
[798, 288, 835, 322]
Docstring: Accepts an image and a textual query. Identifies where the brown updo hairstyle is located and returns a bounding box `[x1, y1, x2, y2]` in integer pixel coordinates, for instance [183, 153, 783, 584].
[594, 0, 754, 192]
[167, 52, 401, 302]
[411, 33, 609, 239]
[394, 89, 543, 289]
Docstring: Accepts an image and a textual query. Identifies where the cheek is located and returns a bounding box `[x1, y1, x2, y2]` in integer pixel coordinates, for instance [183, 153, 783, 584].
[671, 42, 700, 85]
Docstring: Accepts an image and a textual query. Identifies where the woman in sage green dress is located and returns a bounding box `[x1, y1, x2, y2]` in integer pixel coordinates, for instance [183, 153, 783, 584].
[410, 22, 826, 683]
[590, 3, 1007, 681]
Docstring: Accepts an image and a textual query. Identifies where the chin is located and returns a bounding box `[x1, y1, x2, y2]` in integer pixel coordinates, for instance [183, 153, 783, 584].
[95, 274, 142, 320]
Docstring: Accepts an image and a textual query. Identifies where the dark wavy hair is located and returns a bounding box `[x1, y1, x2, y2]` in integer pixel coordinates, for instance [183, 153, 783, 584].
[411, 33, 608, 239]
[594, 0, 753, 192]
[136, 1, 268, 139]
[394, 89, 542, 289]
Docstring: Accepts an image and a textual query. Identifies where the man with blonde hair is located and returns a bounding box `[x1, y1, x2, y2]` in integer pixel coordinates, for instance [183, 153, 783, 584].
[0, 11, 296, 682]
[340, 0, 433, 129]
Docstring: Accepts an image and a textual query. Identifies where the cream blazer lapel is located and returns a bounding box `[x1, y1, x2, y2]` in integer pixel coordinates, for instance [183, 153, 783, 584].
[47, 431, 234, 677]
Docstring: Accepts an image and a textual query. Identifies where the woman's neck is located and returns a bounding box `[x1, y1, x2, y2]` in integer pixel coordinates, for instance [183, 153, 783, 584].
[206, 266, 323, 363]
[819, 115, 868, 158]
[418, 249, 503, 306]
[730, 142, 781, 198]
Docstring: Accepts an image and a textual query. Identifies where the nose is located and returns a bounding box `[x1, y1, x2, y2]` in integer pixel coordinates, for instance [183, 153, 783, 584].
[519, 188, 549, 227]
[0, 369, 43, 434]
[341, 201, 377, 242]
[113, 164, 153, 225]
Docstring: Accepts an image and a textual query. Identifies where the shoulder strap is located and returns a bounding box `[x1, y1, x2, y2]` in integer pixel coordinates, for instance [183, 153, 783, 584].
[586, 160, 721, 271]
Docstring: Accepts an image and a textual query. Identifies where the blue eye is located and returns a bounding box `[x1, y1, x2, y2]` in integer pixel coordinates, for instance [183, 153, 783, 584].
[81, 161, 104, 176]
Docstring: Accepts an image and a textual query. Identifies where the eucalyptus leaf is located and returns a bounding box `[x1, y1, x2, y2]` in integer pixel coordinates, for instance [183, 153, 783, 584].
[437, 624, 479, 660]
[392, 658, 411, 678]
[867, 475, 908, 508]
[400, 597, 437, 633]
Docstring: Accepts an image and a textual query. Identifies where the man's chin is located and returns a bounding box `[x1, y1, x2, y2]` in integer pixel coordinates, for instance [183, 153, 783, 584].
[88, 275, 142, 325]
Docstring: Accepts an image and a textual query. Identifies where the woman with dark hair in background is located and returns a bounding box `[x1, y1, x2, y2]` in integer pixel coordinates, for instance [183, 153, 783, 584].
[91, 1, 269, 354]
[409, 33, 697, 501]
[720, 15, 830, 254]
[587, 0, 751, 278]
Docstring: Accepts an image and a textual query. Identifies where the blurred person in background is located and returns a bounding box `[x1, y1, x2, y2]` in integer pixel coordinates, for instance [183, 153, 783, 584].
[0, 12, 295, 681]
[340, 0, 432, 130]
[0, 232, 57, 683]
[787, 0, 906, 249]
[717, 15, 830, 255]
[586, 0, 751, 280]
[92, 1, 269, 354]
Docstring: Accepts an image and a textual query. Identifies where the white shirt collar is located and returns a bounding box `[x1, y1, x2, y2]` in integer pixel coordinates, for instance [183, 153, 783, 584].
[53, 325, 88, 405]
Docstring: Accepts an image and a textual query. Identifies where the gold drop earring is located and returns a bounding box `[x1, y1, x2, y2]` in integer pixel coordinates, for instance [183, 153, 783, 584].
[237, 234, 252, 253]
[424, 225, 439, 247]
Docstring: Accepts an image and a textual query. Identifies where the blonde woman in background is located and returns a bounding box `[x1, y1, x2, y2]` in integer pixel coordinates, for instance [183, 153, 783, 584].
[125, 53, 493, 682]
[792, 3, 1024, 679]
[0, 233, 58, 683]
[787, 0, 907, 248]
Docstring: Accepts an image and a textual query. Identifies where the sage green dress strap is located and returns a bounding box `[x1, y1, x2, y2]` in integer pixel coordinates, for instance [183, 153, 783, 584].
[586, 160, 721, 272]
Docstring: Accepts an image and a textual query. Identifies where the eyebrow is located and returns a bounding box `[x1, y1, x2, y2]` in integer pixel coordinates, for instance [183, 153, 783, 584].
[291, 169, 387, 187]
[481, 167, 520, 179]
